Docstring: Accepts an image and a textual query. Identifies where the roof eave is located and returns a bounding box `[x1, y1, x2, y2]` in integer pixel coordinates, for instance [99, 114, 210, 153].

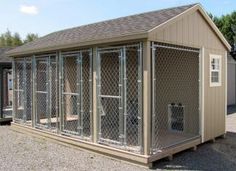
[7, 32, 148, 57]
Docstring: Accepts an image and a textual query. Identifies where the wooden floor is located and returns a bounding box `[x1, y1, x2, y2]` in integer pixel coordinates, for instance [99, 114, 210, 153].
[37, 117, 197, 151]
[39, 115, 78, 124]
[155, 130, 197, 150]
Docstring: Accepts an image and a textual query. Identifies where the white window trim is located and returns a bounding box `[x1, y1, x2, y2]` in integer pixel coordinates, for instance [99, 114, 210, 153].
[210, 54, 222, 87]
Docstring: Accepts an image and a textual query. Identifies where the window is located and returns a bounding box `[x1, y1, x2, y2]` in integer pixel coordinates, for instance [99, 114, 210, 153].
[210, 54, 222, 87]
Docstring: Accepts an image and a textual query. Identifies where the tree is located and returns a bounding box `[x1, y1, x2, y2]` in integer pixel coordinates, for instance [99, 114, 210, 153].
[24, 33, 38, 43]
[5, 29, 13, 46]
[210, 12, 236, 45]
[0, 35, 6, 47]
[12, 32, 23, 46]
[0, 30, 38, 47]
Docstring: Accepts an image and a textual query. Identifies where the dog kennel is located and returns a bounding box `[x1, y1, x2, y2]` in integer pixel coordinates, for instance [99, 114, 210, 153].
[9, 3, 230, 167]
[151, 42, 200, 153]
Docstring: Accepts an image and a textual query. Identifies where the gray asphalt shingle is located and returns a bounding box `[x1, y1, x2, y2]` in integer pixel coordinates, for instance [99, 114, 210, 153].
[0, 47, 12, 63]
[8, 4, 196, 55]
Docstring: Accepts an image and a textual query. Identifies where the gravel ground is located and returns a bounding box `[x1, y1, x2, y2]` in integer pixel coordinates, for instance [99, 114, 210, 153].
[1, 122, 236, 170]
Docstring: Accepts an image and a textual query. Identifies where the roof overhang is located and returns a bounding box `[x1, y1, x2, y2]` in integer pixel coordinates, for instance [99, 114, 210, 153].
[7, 32, 148, 57]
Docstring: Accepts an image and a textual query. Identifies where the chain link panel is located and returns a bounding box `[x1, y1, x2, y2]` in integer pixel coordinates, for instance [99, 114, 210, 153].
[13, 58, 32, 125]
[35, 56, 58, 131]
[13, 43, 143, 154]
[25, 59, 33, 125]
[14, 60, 24, 122]
[97, 44, 143, 153]
[61, 50, 92, 140]
[151, 42, 200, 153]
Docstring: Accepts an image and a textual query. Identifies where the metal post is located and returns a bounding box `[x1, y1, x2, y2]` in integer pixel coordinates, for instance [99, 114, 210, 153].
[119, 48, 124, 144]
[77, 51, 83, 136]
[12, 59, 16, 122]
[80, 52, 84, 137]
[151, 42, 156, 154]
[89, 49, 93, 140]
[59, 52, 64, 132]
[123, 46, 127, 147]
[32, 56, 36, 127]
[56, 52, 59, 133]
[46, 57, 51, 128]
[23, 58, 27, 123]
[138, 42, 143, 153]
[96, 49, 102, 141]
[35, 59, 38, 127]
[76, 53, 80, 135]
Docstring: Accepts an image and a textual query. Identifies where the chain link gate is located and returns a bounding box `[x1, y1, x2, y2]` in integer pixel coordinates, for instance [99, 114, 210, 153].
[35, 55, 58, 131]
[97, 43, 143, 153]
[13, 58, 32, 125]
[151, 42, 200, 154]
[60, 49, 92, 140]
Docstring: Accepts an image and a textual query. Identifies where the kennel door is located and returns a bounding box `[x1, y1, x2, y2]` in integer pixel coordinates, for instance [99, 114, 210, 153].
[35, 57, 52, 129]
[61, 54, 82, 136]
[35, 56, 58, 130]
[97, 48, 125, 145]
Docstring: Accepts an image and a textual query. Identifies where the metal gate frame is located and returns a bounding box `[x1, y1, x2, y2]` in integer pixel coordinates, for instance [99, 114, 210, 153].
[96, 43, 143, 152]
[59, 49, 93, 140]
[13, 57, 32, 125]
[150, 42, 201, 154]
[34, 54, 58, 131]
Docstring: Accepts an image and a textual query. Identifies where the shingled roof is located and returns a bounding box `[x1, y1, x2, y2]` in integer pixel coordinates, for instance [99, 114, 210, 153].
[8, 4, 197, 56]
[0, 47, 12, 63]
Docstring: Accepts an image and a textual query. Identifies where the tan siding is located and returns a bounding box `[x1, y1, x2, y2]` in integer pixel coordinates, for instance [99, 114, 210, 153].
[204, 49, 226, 142]
[149, 9, 227, 142]
[149, 10, 226, 50]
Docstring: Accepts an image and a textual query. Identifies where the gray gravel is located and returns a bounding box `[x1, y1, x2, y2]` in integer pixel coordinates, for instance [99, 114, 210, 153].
[1, 125, 236, 171]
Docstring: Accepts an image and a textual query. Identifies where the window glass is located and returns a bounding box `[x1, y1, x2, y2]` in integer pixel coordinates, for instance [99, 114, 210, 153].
[210, 55, 221, 87]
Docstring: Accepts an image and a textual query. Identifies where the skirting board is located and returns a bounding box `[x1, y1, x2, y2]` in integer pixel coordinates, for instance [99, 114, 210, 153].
[11, 122, 201, 168]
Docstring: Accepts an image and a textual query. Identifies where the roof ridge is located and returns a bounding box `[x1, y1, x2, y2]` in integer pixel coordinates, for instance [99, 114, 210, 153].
[45, 3, 198, 36]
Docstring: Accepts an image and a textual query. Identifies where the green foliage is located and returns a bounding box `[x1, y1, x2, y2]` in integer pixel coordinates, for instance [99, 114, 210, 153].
[24, 33, 39, 44]
[13, 32, 23, 46]
[211, 12, 236, 45]
[0, 30, 38, 47]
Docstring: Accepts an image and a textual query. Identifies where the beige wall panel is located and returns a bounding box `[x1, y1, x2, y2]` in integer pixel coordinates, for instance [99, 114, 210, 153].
[149, 9, 227, 142]
[176, 21, 182, 44]
[182, 15, 188, 45]
[203, 49, 226, 141]
[143, 41, 151, 155]
[149, 10, 226, 50]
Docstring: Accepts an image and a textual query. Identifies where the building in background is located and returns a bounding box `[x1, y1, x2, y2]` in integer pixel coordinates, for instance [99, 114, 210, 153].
[0, 47, 12, 122]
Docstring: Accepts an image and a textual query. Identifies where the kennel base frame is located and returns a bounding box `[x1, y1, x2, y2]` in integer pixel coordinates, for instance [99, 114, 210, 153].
[11, 122, 202, 168]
